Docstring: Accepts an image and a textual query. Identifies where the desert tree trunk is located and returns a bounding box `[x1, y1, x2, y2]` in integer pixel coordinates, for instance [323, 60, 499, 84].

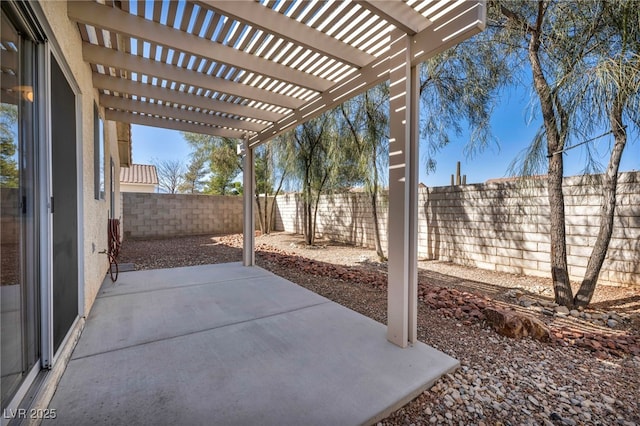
[369, 146, 385, 261]
[269, 168, 288, 235]
[503, 2, 574, 307]
[254, 172, 265, 234]
[340, 95, 387, 261]
[574, 95, 627, 306]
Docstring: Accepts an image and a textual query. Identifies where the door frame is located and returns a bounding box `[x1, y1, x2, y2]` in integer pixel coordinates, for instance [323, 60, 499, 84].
[30, 2, 85, 369]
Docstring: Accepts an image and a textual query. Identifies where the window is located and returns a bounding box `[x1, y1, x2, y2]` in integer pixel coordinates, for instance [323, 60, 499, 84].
[94, 104, 104, 200]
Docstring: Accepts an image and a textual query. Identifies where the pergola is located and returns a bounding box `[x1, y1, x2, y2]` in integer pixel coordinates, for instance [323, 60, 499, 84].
[69, 0, 486, 348]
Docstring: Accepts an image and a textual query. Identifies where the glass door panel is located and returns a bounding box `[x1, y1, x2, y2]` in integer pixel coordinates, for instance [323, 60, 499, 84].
[1, 7, 38, 409]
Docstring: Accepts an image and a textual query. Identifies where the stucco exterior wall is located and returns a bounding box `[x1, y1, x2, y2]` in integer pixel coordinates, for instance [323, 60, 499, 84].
[121, 183, 157, 193]
[274, 172, 640, 287]
[39, 2, 113, 315]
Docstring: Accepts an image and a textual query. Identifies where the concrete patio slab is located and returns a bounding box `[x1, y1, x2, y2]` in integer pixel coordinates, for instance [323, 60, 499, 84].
[44, 264, 458, 425]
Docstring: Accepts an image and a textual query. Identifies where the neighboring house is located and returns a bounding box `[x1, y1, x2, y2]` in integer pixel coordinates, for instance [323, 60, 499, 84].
[120, 164, 159, 193]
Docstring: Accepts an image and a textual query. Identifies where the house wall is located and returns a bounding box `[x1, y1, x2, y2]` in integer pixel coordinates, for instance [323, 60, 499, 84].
[39, 2, 114, 314]
[121, 183, 157, 193]
[122, 193, 274, 239]
[274, 172, 640, 287]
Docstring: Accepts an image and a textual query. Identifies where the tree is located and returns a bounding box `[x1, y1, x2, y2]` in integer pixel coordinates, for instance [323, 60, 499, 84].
[419, 22, 511, 173]
[182, 133, 242, 195]
[0, 103, 19, 188]
[266, 133, 296, 234]
[254, 144, 273, 234]
[570, 1, 639, 306]
[288, 111, 354, 245]
[229, 181, 243, 195]
[498, 1, 639, 307]
[153, 159, 184, 194]
[152, 159, 184, 194]
[339, 84, 389, 261]
[179, 151, 207, 194]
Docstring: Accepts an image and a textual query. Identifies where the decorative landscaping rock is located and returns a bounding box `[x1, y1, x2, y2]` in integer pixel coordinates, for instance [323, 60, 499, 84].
[484, 308, 550, 342]
[507, 291, 632, 330]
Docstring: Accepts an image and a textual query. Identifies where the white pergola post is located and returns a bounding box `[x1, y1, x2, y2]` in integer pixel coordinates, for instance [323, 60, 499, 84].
[242, 135, 255, 267]
[387, 30, 419, 348]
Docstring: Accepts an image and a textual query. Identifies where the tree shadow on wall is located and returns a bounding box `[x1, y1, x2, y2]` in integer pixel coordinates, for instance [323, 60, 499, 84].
[317, 192, 368, 248]
[424, 183, 514, 266]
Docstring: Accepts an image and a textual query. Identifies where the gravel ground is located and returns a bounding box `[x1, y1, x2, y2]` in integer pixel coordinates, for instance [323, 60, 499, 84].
[119, 232, 640, 425]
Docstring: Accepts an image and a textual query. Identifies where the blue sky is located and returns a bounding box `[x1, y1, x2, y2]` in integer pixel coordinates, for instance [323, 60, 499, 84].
[131, 85, 639, 188]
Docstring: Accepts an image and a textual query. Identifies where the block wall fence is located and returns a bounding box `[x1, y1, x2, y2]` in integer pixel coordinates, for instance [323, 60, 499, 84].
[120, 173, 639, 287]
[274, 172, 640, 287]
[121, 192, 274, 239]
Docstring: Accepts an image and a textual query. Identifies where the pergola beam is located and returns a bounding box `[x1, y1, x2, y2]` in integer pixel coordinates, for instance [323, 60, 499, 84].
[68, 1, 332, 93]
[82, 43, 303, 110]
[411, 2, 485, 65]
[104, 109, 245, 139]
[356, 1, 431, 35]
[93, 74, 283, 123]
[99, 94, 261, 133]
[197, 0, 375, 69]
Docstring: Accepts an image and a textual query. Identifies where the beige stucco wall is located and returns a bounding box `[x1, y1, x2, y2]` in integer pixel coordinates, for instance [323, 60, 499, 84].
[39, 2, 113, 315]
[121, 183, 157, 193]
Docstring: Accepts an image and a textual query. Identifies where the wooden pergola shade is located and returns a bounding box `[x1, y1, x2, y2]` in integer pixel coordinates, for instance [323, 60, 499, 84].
[70, 0, 486, 348]
[69, 0, 485, 147]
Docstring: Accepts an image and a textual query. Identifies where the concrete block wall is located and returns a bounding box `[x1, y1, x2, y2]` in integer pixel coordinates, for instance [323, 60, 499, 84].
[122, 192, 274, 239]
[425, 172, 639, 286]
[274, 172, 640, 287]
[274, 192, 389, 250]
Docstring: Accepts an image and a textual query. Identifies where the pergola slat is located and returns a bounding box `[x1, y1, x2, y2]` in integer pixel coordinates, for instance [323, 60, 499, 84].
[356, 1, 431, 36]
[105, 109, 245, 139]
[152, 1, 162, 23]
[166, 1, 179, 27]
[180, 2, 195, 32]
[197, 0, 374, 68]
[82, 43, 302, 110]
[100, 94, 261, 133]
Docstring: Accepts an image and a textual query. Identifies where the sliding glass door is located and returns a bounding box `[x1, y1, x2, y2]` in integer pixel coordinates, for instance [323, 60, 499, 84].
[1, 6, 40, 409]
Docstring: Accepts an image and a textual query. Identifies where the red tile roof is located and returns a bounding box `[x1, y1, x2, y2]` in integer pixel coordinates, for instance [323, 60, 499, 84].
[120, 164, 159, 185]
